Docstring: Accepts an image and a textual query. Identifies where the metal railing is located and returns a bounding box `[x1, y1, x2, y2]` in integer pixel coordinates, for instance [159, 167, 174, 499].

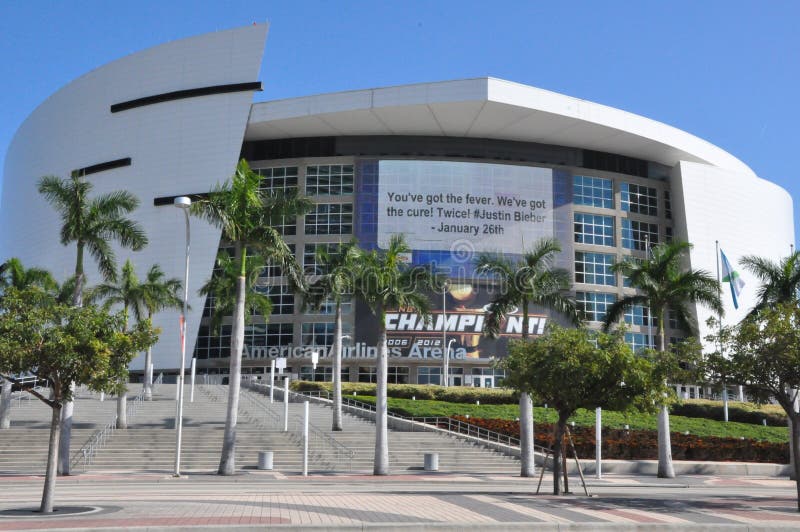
[70, 387, 147, 471]
[307, 392, 550, 455]
[241, 380, 356, 471]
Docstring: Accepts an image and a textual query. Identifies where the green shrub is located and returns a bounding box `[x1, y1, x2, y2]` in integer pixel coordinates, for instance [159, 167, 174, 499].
[290, 381, 516, 403]
[671, 399, 787, 427]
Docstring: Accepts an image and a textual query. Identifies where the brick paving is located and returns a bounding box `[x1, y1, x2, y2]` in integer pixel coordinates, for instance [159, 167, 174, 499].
[0, 472, 799, 530]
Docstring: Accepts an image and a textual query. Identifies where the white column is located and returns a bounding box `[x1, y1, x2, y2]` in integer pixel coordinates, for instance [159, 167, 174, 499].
[190, 358, 196, 403]
[303, 401, 309, 476]
[595, 407, 602, 479]
[270, 360, 275, 403]
[283, 376, 290, 432]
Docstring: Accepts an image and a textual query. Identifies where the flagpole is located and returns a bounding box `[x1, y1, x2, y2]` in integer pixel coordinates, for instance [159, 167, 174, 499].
[715, 240, 729, 422]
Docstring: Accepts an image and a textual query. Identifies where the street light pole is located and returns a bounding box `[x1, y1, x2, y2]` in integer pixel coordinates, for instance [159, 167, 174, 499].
[442, 280, 448, 387]
[173, 196, 191, 477]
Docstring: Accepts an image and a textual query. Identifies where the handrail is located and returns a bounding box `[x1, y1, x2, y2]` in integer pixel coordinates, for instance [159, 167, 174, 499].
[70, 387, 147, 471]
[241, 380, 355, 471]
[302, 392, 550, 455]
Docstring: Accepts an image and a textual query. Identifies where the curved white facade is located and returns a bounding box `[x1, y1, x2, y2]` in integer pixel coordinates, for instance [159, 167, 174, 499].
[1, 26, 794, 378]
[1, 25, 269, 373]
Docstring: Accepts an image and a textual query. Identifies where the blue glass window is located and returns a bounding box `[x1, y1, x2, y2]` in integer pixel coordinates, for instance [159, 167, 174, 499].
[574, 176, 613, 209]
[575, 252, 616, 286]
[574, 213, 614, 247]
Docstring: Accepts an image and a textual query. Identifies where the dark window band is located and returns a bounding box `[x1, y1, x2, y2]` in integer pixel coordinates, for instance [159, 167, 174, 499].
[111, 81, 262, 113]
[72, 157, 131, 177]
[154, 193, 208, 207]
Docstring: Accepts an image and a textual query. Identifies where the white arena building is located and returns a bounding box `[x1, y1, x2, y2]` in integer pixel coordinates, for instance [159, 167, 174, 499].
[1, 25, 794, 389]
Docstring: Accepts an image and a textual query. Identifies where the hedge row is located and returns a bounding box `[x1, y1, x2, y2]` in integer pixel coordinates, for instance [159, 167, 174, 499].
[670, 400, 787, 427]
[290, 380, 789, 426]
[451, 416, 789, 463]
[291, 381, 518, 404]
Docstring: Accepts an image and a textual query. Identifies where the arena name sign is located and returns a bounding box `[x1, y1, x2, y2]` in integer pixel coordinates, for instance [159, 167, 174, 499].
[386, 312, 547, 335]
[242, 343, 470, 360]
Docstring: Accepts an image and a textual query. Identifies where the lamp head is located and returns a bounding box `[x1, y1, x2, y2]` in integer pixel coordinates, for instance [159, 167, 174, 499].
[174, 196, 192, 209]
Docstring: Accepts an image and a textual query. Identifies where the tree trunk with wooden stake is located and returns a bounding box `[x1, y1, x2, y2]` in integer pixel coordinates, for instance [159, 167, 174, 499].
[0, 378, 12, 429]
[41, 389, 62, 513]
[519, 392, 534, 477]
[552, 416, 566, 495]
[374, 307, 389, 475]
[218, 246, 247, 475]
[791, 414, 800, 512]
[332, 301, 343, 431]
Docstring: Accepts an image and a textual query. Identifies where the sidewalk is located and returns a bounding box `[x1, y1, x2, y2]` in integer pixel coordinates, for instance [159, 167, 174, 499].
[0, 470, 798, 530]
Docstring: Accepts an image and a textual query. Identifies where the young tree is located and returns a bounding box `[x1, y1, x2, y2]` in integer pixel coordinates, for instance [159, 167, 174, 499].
[732, 302, 800, 511]
[305, 239, 362, 431]
[355, 235, 434, 475]
[603, 241, 722, 478]
[0, 258, 57, 429]
[475, 237, 579, 477]
[504, 325, 660, 495]
[38, 172, 147, 474]
[0, 287, 156, 513]
[139, 265, 183, 400]
[90, 260, 146, 429]
[190, 159, 311, 475]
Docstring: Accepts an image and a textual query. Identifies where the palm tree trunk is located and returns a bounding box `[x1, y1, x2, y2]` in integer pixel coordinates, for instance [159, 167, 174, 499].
[553, 416, 566, 495]
[332, 301, 343, 431]
[57, 383, 74, 476]
[144, 311, 154, 401]
[116, 390, 127, 429]
[218, 273, 246, 475]
[144, 347, 153, 400]
[40, 401, 62, 513]
[656, 404, 675, 478]
[519, 392, 534, 477]
[655, 308, 675, 478]
[374, 311, 390, 475]
[0, 378, 12, 429]
[59, 245, 85, 475]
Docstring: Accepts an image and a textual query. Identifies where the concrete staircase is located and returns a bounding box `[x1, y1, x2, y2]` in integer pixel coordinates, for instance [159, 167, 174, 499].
[0, 383, 521, 475]
[0, 386, 117, 474]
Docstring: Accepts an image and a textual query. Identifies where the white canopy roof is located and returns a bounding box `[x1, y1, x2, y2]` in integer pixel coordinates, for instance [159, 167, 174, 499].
[247, 77, 752, 175]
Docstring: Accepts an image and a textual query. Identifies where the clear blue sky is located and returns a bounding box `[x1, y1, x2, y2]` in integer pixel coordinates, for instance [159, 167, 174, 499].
[1, 1, 798, 244]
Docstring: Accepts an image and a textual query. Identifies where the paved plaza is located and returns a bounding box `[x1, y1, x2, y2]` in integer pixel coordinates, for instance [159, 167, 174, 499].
[0, 470, 799, 530]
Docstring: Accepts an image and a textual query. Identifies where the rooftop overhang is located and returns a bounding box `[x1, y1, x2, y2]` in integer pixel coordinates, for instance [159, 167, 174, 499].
[246, 77, 753, 176]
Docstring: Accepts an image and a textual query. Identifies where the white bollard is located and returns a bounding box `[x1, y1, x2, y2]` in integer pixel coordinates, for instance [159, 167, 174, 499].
[270, 360, 275, 404]
[190, 358, 196, 403]
[100, 391, 104, 402]
[595, 407, 602, 479]
[303, 401, 309, 476]
[283, 376, 290, 432]
[723, 386, 729, 422]
[738, 385, 745, 402]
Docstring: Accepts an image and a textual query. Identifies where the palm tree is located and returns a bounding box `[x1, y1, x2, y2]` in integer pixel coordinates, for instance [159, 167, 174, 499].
[305, 239, 362, 431]
[90, 260, 146, 429]
[199, 252, 273, 334]
[140, 265, 183, 400]
[475, 237, 580, 478]
[740, 251, 800, 316]
[0, 259, 58, 429]
[603, 240, 722, 478]
[38, 172, 147, 474]
[354, 234, 434, 475]
[190, 159, 312, 475]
